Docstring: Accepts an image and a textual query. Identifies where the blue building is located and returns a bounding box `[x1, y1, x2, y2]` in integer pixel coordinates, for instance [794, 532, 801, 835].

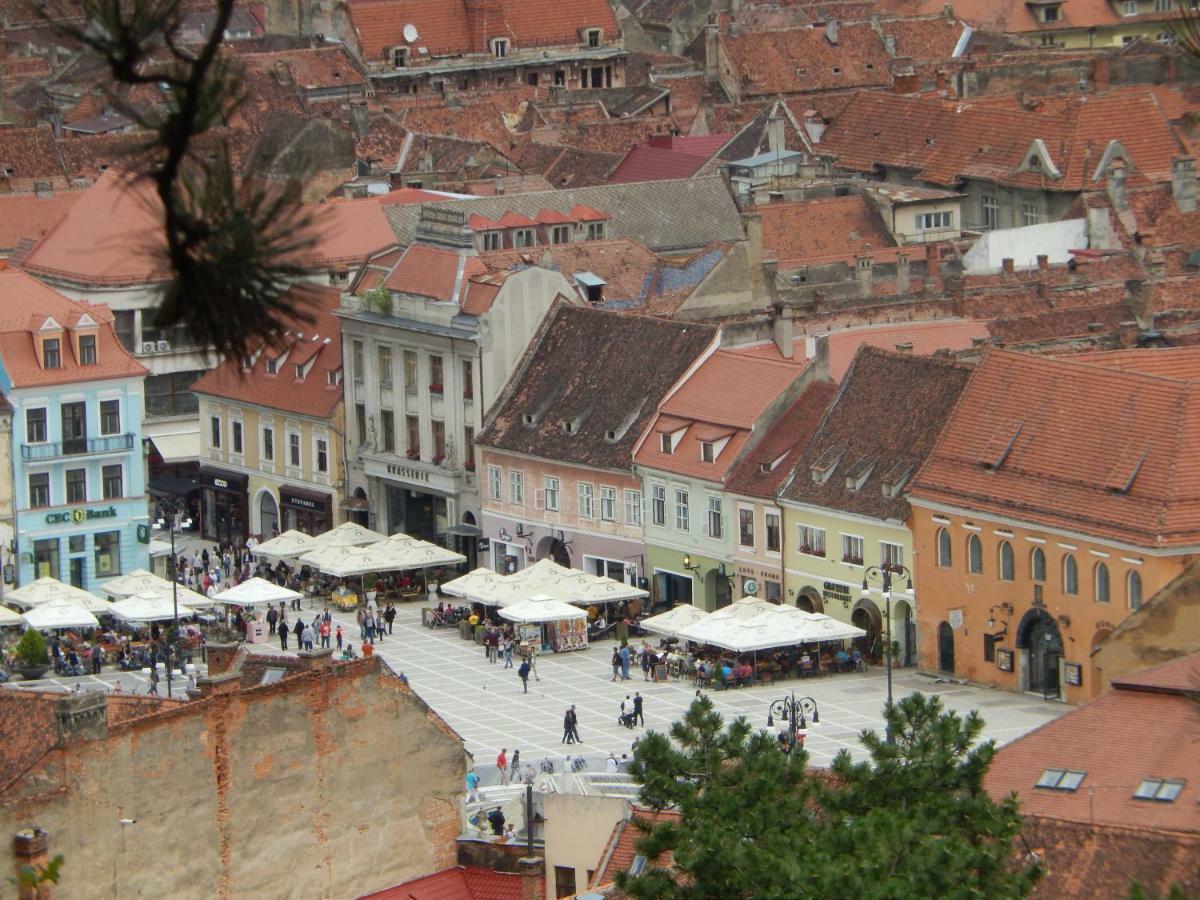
[0, 270, 150, 591]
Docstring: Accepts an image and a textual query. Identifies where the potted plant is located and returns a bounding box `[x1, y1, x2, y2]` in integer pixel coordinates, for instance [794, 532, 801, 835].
[14, 630, 50, 681]
[406, 448, 420, 460]
[429, 383, 444, 395]
[432, 453, 446, 465]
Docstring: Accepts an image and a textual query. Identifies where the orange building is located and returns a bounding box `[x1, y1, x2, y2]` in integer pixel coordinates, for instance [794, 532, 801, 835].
[908, 348, 1200, 703]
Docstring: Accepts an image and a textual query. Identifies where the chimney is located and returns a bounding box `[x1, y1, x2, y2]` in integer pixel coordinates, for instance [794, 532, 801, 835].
[825, 19, 839, 45]
[1001, 258, 1015, 274]
[1126, 278, 1153, 328]
[892, 71, 919, 94]
[856, 254, 874, 298]
[767, 113, 785, 155]
[772, 303, 794, 359]
[204, 641, 240, 677]
[1172, 156, 1196, 213]
[705, 23, 719, 76]
[517, 857, 544, 900]
[348, 99, 369, 139]
[13, 829, 50, 900]
[896, 251, 910, 294]
[802, 110, 824, 144]
[297, 647, 335, 671]
[1036, 254, 1049, 270]
[195, 671, 242, 698]
[1092, 56, 1110, 91]
[1107, 158, 1127, 212]
[935, 69, 948, 94]
[55, 692, 108, 744]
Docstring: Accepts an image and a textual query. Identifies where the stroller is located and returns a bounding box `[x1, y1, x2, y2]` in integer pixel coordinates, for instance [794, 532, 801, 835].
[618, 703, 636, 729]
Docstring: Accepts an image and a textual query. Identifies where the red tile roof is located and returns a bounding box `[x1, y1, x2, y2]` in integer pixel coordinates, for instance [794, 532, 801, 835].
[725, 381, 838, 498]
[1069, 346, 1200, 382]
[608, 134, 732, 185]
[481, 238, 659, 304]
[191, 285, 343, 418]
[721, 23, 891, 97]
[381, 243, 487, 302]
[362, 866, 526, 900]
[592, 809, 680, 890]
[308, 197, 398, 268]
[910, 348, 1200, 548]
[1110, 650, 1200, 693]
[0, 269, 148, 388]
[0, 191, 84, 254]
[756, 195, 895, 267]
[347, 0, 472, 60]
[985, 652, 1200, 834]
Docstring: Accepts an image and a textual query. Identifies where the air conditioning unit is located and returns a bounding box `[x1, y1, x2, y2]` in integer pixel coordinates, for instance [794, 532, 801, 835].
[156, 340, 171, 352]
[141, 341, 158, 354]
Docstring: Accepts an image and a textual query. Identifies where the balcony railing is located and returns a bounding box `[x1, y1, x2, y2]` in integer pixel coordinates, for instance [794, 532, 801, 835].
[21, 432, 135, 461]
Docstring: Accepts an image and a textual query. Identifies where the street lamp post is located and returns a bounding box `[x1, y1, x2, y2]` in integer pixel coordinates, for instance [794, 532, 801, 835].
[155, 500, 192, 698]
[862, 564, 912, 742]
[766, 691, 819, 751]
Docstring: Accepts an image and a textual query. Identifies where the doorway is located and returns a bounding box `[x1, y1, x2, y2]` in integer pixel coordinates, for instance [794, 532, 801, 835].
[893, 599, 915, 667]
[69, 557, 85, 589]
[654, 571, 692, 609]
[1019, 609, 1063, 698]
[259, 491, 279, 539]
[937, 621, 955, 673]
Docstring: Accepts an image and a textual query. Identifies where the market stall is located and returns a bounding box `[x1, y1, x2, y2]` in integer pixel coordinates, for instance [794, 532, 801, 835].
[498, 593, 588, 653]
[213, 577, 303, 642]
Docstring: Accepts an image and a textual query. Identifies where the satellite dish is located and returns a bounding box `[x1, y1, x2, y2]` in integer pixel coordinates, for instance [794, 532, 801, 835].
[403, 23, 419, 43]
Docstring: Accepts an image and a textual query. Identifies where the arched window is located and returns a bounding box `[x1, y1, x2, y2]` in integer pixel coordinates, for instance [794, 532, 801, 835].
[1031, 547, 1046, 582]
[998, 541, 1014, 581]
[936, 528, 952, 568]
[1095, 562, 1110, 603]
[967, 534, 983, 574]
[1127, 570, 1143, 610]
[1063, 554, 1078, 596]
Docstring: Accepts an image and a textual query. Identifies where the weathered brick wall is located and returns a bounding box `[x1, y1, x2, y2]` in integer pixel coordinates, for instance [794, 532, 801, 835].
[0, 660, 467, 899]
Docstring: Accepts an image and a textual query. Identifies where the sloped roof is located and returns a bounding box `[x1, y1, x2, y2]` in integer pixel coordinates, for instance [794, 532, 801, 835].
[0, 191, 84, 254]
[382, 176, 746, 253]
[591, 808, 680, 891]
[608, 134, 732, 184]
[757, 195, 895, 266]
[725, 381, 838, 498]
[721, 23, 892, 96]
[381, 243, 487, 302]
[308, 197, 398, 268]
[347, 0, 472, 59]
[476, 305, 716, 470]
[363, 866, 526, 900]
[910, 349, 1200, 547]
[781, 347, 970, 520]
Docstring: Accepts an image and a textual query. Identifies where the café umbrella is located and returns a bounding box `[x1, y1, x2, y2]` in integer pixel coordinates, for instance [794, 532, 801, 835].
[102, 568, 177, 598]
[253, 529, 318, 561]
[309, 521, 386, 549]
[6, 577, 112, 614]
[213, 577, 302, 607]
[639, 604, 711, 639]
[22, 598, 99, 631]
[108, 591, 182, 624]
[0, 605, 23, 626]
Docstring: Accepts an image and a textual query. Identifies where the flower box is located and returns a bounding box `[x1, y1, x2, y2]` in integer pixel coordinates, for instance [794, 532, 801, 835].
[429, 383, 444, 395]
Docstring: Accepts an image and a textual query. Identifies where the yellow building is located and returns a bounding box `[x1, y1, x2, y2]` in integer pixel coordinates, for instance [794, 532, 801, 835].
[956, 0, 1186, 49]
[191, 287, 349, 543]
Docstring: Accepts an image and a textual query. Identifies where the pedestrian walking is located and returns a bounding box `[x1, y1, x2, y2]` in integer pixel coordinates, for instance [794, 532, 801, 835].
[357, 607, 366, 641]
[620, 695, 634, 729]
[620, 644, 631, 680]
[319, 619, 331, 649]
[503, 638, 514, 668]
[90, 644, 103, 675]
[279, 620, 289, 650]
[634, 691, 644, 726]
[511, 748, 520, 773]
[497, 748, 509, 785]
[302, 624, 315, 651]
[568, 704, 581, 743]
[266, 605, 278, 635]
[293, 618, 304, 650]
[466, 769, 480, 803]
[518, 659, 531, 693]
[611, 646, 620, 681]
[562, 706, 577, 744]
[384, 602, 396, 634]
[336, 625, 344, 650]
[641, 645, 653, 681]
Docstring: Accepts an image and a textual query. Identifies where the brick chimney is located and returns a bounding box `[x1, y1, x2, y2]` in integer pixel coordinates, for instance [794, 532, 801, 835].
[855, 254, 874, 298]
[772, 303, 793, 359]
[297, 648, 335, 671]
[205, 642, 240, 677]
[1036, 254, 1049, 270]
[13, 828, 50, 900]
[517, 857, 545, 900]
[195, 672, 242, 698]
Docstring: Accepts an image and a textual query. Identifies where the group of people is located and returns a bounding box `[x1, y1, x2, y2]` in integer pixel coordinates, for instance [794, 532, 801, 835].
[176, 541, 261, 599]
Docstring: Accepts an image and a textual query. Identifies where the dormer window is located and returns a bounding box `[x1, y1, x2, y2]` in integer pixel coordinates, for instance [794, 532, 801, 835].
[701, 441, 715, 463]
[483, 231, 502, 251]
[1042, 4, 1060, 20]
[514, 228, 534, 248]
[242, 354, 253, 369]
[393, 47, 408, 68]
[587, 28, 601, 47]
[660, 433, 673, 453]
[587, 222, 605, 240]
[78, 334, 97, 365]
[43, 338, 61, 369]
[295, 364, 304, 379]
[327, 369, 341, 386]
[265, 358, 277, 375]
[492, 38, 509, 58]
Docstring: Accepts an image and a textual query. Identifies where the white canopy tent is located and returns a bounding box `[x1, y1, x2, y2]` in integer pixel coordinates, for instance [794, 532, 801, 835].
[108, 592, 182, 623]
[309, 521, 386, 549]
[301, 534, 466, 578]
[22, 598, 99, 630]
[442, 559, 646, 609]
[676, 600, 865, 653]
[6, 577, 112, 614]
[213, 577, 301, 607]
[253, 529, 318, 561]
[639, 604, 711, 638]
[498, 594, 588, 624]
[0, 605, 23, 626]
[103, 568, 174, 598]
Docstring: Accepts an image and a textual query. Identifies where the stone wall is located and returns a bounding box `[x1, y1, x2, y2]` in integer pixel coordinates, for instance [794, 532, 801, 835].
[1, 659, 466, 899]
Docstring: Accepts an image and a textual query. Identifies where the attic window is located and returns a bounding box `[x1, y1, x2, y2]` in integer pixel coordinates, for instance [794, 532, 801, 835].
[2, 166, 13, 177]
[242, 354, 253, 369]
[628, 855, 648, 877]
[492, 38, 509, 58]
[660, 433, 673, 453]
[810, 446, 843, 484]
[327, 369, 341, 386]
[78, 334, 97, 365]
[701, 441, 715, 463]
[1133, 778, 1185, 802]
[587, 28, 601, 47]
[43, 338, 61, 369]
[1035, 768, 1086, 791]
[865, 63, 874, 70]
[605, 429, 617, 441]
[795, 67, 807, 77]
[831, 66, 841, 74]
[294, 364, 304, 379]
[265, 358, 277, 375]
[562, 420, 576, 434]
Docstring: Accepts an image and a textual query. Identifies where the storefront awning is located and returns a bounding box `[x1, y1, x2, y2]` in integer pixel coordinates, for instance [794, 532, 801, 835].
[144, 425, 201, 463]
[446, 523, 483, 538]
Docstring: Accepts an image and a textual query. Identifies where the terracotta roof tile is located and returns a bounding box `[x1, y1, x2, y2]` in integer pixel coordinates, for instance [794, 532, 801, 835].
[0, 191, 84, 254]
[721, 23, 892, 97]
[725, 381, 838, 498]
[363, 866, 526, 900]
[380, 243, 485, 302]
[592, 809, 680, 890]
[307, 196, 398, 268]
[1110, 649, 1200, 693]
[482, 239, 659, 304]
[608, 133, 732, 184]
[347, 0, 471, 60]
[911, 348, 1200, 547]
[756, 195, 895, 267]
[0, 125, 67, 189]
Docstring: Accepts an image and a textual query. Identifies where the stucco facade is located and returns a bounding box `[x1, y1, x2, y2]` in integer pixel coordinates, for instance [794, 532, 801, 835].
[728, 493, 786, 605]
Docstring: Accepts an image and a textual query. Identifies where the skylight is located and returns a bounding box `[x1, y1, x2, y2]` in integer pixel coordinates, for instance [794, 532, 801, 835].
[1133, 778, 1184, 802]
[1035, 768, 1086, 791]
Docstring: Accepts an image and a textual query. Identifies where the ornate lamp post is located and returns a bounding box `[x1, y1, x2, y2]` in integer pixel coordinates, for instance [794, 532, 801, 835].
[154, 499, 192, 698]
[861, 563, 912, 742]
[766, 691, 819, 751]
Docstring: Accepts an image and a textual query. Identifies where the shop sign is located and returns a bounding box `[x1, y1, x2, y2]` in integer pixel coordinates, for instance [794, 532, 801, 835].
[213, 477, 230, 489]
[281, 491, 323, 511]
[743, 579, 759, 596]
[45, 506, 118, 526]
[822, 580, 851, 606]
[386, 463, 430, 483]
[1064, 662, 1082, 687]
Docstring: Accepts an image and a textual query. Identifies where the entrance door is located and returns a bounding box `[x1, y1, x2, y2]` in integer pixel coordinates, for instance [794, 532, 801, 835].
[1040, 651, 1062, 700]
[1025, 612, 1064, 696]
[937, 622, 955, 673]
[69, 557, 85, 589]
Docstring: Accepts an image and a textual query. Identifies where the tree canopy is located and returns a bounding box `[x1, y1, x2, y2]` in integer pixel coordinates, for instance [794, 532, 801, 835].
[617, 693, 1041, 900]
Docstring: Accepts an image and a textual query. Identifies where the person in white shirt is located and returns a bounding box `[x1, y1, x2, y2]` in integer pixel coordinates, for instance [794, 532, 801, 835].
[606, 753, 619, 774]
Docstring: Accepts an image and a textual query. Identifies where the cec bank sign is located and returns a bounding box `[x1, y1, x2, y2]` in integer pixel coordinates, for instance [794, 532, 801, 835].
[45, 506, 119, 526]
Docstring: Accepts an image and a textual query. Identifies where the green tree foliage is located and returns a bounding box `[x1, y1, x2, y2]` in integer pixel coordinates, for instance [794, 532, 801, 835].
[15, 629, 50, 667]
[618, 693, 1041, 900]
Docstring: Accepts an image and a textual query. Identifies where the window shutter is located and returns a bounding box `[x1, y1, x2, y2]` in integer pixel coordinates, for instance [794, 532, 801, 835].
[535, 489, 546, 510]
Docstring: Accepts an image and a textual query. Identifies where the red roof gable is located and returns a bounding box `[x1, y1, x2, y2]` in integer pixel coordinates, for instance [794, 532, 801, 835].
[608, 134, 731, 185]
[362, 866, 526, 900]
[382, 244, 486, 302]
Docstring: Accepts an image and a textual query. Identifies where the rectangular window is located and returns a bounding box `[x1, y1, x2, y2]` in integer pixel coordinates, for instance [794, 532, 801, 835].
[981, 194, 999, 231]
[675, 488, 690, 532]
[881, 541, 904, 570]
[263, 427, 274, 461]
[404, 350, 418, 393]
[78, 334, 97, 365]
[316, 438, 329, 473]
[355, 403, 367, 446]
[29, 472, 50, 508]
[1123, 0, 1138, 13]
[114, 310, 135, 351]
[510, 470, 524, 505]
[493, 38, 508, 57]
[578, 482, 594, 519]
[1021, 202, 1040, 226]
[26, 408, 47, 443]
[587, 28, 601, 47]
[701, 441, 715, 463]
[625, 489, 642, 526]
[66, 468, 86, 504]
[1043, 4, 1059, 20]
[100, 399, 120, 435]
[378, 344, 392, 387]
[842, 534, 864, 565]
[798, 525, 825, 556]
[406, 415, 420, 456]
[464, 426, 475, 468]
[61, 402, 86, 454]
[429, 355, 444, 393]
[232, 420, 243, 454]
[600, 486, 616, 521]
[739, 508, 755, 548]
[94, 530, 121, 576]
[488, 465, 502, 501]
[462, 359, 474, 399]
[765, 512, 781, 553]
[210, 415, 222, 449]
[43, 338, 61, 369]
[483, 231, 501, 251]
[651, 485, 665, 526]
[514, 228, 534, 248]
[103, 464, 123, 499]
[551, 225, 571, 244]
[707, 497, 723, 539]
[33, 537, 59, 579]
[265, 357, 277, 375]
[431, 420, 446, 459]
[554, 866, 576, 899]
[1154, 0, 1172, 10]
[289, 432, 301, 467]
[915, 211, 952, 231]
[587, 222, 605, 240]
[660, 433, 673, 454]
[381, 409, 396, 453]
[144, 370, 200, 417]
[352, 340, 365, 383]
[544, 476, 560, 511]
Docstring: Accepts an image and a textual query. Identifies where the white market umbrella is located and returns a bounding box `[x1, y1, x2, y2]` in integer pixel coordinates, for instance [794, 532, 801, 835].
[214, 577, 301, 607]
[103, 568, 174, 598]
[640, 604, 710, 638]
[22, 598, 99, 630]
[0, 605, 23, 626]
[310, 521, 386, 549]
[108, 591, 182, 623]
[298, 544, 380, 577]
[7, 577, 109, 613]
[498, 593, 588, 624]
[253, 529, 318, 560]
[367, 534, 465, 571]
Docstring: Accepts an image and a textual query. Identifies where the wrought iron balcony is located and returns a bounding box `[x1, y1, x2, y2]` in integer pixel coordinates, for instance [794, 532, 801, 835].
[21, 432, 136, 461]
